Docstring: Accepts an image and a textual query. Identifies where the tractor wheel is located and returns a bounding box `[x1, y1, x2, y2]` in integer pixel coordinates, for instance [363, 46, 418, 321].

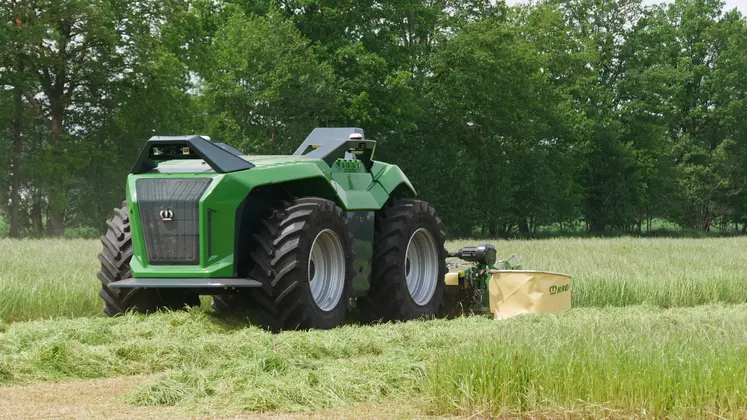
[97, 201, 199, 316]
[358, 199, 447, 322]
[249, 197, 355, 331]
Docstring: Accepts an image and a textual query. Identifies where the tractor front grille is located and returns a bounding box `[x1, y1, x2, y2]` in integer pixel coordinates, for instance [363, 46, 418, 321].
[136, 178, 212, 265]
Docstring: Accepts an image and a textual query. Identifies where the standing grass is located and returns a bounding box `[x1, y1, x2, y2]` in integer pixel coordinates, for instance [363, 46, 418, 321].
[451, 237, 747, 308]
[427, 304, 747, 418]
[0, 239, 101, 322]
[2, 237, 747, 322]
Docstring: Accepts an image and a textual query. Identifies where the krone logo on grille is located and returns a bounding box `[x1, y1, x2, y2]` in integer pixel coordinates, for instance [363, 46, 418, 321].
[160, 209, 174, 221]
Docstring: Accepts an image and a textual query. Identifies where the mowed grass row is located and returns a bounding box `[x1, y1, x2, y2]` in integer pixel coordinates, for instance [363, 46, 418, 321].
[0, 305, 745, 417]
[2, 237, 747, 322]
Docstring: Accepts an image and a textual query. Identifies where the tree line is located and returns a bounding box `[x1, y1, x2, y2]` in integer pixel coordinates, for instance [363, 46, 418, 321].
[1, 0, 746, 238]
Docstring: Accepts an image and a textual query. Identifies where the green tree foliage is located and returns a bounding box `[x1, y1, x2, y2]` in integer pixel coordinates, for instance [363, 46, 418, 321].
[0, 0, 746, 237]
[0, 0, 194, 235]
[419, 13, 583, 235]
[200, 7, 340, 153]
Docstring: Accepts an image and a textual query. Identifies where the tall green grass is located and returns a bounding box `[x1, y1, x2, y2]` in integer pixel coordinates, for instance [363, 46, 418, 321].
[0, 305, 745, 417]
[0, 239, 102, 322]
[427, 305, 747, 418]
[2, 237, 747, 322]
[451, 237, 747, 308]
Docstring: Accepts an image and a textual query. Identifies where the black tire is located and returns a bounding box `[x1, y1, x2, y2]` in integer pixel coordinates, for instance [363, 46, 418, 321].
[249, 197, 355, 331]
[358, 199, 447, 322]
[97, 201, 199, 316]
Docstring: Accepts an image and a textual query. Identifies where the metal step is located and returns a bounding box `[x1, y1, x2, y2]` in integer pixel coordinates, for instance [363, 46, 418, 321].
[108, 278, 262, 288]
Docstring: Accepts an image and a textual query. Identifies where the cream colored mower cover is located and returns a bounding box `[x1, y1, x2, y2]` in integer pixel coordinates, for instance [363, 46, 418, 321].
[488, 270, 571, 319]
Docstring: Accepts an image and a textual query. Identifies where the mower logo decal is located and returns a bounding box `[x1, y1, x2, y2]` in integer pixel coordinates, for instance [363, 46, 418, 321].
[159, 209, 174, 221]
[549, 284, 569, 295]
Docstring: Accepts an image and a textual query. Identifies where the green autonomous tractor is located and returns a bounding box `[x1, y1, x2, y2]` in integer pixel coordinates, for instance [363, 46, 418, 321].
[97, 128, 448, 330]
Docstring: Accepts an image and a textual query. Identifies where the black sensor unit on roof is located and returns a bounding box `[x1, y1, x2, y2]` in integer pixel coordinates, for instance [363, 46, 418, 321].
[130, 135, 253, 174]
[293, 127, 376, 168]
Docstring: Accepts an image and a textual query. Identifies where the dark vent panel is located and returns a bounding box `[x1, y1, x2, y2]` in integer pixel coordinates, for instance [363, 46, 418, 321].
[136, 178, 212, 265]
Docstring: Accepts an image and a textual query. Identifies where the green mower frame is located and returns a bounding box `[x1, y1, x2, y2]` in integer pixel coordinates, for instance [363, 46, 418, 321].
[97, 128, 448, 331]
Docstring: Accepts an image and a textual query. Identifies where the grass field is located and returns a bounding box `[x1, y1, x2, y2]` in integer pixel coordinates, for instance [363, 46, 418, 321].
[0, 305, 745, 418]
[2, 237, 747, 322]
[0, 237, 746, 418]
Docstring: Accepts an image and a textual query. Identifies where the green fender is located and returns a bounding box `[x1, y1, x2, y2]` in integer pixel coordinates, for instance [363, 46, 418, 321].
[370, 161, 417, 199]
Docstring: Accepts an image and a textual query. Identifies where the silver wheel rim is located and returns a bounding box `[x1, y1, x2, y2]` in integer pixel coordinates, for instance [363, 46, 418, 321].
[308, 229, 346, 312]
[405, 228, 439, 306]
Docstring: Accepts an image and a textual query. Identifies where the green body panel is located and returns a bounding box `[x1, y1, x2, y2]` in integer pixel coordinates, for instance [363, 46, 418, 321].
[127, 154, 415, 293]
[345, 211, 375, 296]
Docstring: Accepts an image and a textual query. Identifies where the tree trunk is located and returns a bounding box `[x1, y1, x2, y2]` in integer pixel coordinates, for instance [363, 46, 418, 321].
[9, 68, 23, 238]
[530, 216, 536, 234]
[31, 190, 44, 236]
[488, 223, 497, 237]
[700, 205, 710, 233]
[589, 222, 606, 233]
[45, 103, 65, 236]
[504, 222, 514, 235]
[518, 218, 529, 233]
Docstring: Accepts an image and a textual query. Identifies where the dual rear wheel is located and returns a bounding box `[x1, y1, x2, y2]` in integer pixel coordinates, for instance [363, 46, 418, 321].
[98, 197, 446, 331]
[357, 199, 447, 322]
[218, 197, 447, 330]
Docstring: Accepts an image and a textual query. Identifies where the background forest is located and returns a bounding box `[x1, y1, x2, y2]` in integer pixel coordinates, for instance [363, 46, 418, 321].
[1, 0, 746, 238]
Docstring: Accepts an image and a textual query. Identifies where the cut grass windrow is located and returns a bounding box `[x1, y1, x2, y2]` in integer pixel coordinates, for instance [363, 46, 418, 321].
[0, 304, 745, 417]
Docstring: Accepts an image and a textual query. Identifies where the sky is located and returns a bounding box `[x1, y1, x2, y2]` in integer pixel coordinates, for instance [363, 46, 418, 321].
[504, 0, 747, 14]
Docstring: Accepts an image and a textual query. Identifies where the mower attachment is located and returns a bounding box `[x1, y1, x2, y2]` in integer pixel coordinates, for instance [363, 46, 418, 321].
[443, 244, 571, 319]
[108, 278, 262, 288]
